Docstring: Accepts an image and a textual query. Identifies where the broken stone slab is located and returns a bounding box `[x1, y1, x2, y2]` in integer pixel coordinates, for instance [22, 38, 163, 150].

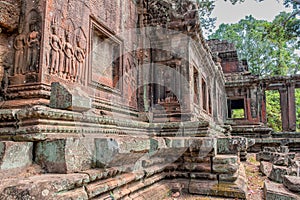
[35, 138, 95, 173]
[260, 161, 273, 177]
[50, 82, 92, 112]
[269, 165, 289, 183]
[95, 136, 150, 169]
[0, 173, 90, 200]
[0, 141, 32, 170]
[264, 180, 300, 200]
[283, 175, 300, 193]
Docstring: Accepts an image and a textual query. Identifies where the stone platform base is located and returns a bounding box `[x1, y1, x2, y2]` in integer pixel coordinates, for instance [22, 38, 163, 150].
[264, 180, 300, 200]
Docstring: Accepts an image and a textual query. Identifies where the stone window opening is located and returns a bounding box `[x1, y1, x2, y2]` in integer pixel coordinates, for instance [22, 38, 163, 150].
[227, 99, 245, 119]
[91, 20, 122, 91]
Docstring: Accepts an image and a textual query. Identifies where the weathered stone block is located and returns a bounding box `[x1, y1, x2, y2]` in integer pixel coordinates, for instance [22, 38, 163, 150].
[54, 187, 89, 200]
[283, 175, 300, 193]
[219, 171, 239, 182]
[190, 172, 217, 180]
[217, 137, 248, 154]
[260, 161, 272, 177]
[264, 180, 300, 200]
[272, 153, 291, 166]
[179, 162, 211, 173]
[269, 165, 288, 183]
[95, 136, 150, 168]
[213, 155, 238, 164]
[35, 138, 95, 173]
[189, 179, 247, 199]
[257, 151, 274, 162]
[0, 141, 32, 170]
[213, 155, 239, 174]
[50, 82, 92, 111]
[213, 163, 239, 174]
[0, 173, 90, 199]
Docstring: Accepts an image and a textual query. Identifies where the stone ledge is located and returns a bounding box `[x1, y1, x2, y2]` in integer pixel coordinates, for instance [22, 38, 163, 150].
[264, 180, 300, 200]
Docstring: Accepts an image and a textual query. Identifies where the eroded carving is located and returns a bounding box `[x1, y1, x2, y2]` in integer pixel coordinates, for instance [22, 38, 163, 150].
[27, 10, 41, 73]
[74, 28, 86, 84]
[49, 16, 62, 75]
[14, 28, 26, 75]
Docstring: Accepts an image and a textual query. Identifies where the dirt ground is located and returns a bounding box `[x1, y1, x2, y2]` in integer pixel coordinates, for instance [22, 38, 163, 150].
[163, 153, 266, 200]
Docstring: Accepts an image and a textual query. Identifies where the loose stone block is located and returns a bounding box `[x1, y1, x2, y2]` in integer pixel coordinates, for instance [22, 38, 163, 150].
[50, 82, 92, 112]
[35, 138, 95, 173]
[260, 161, 272, 176]
[264, 180, 300, 200]
[0, 141, 33, 170]
[269, 165, 289, 183]
[95, 136, 150, 168]
[283, 175, 300, 193]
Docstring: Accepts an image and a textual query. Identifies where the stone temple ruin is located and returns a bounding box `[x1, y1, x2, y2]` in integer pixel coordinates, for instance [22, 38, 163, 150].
[0, 0, 299, 199]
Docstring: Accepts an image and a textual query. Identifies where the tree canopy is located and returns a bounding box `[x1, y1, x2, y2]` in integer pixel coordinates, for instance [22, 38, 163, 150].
[208, 12, 300, 76]
[204, 0, 300, 131]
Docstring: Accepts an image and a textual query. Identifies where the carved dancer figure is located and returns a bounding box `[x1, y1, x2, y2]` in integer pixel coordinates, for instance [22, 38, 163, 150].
[27, 23, 40, 73]
[74, 36, 86, 83]
[13, 28, 26, 75]
[49, 25, 62, 74]
[63, 32, 74, 79]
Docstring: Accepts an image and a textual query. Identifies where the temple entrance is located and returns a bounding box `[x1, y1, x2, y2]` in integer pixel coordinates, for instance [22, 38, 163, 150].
[266, 90, 282, 132]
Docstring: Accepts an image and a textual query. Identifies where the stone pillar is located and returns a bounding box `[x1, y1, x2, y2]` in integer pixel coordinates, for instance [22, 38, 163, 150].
[287, 82, 296, 131]
[279, 87, 289, 131]
[279, 82, 296, 132]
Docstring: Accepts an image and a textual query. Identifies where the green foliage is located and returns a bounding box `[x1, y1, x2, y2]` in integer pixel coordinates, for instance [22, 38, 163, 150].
[208, 13, 300, 76]
[232, 109, 245, 118]
[266, 90, 282, 132]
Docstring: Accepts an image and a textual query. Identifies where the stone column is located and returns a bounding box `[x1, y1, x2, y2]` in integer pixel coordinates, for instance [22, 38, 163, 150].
[287, 82, 296, 131]
[279, 87, 289, 131]
[279, 82, 296, 132]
